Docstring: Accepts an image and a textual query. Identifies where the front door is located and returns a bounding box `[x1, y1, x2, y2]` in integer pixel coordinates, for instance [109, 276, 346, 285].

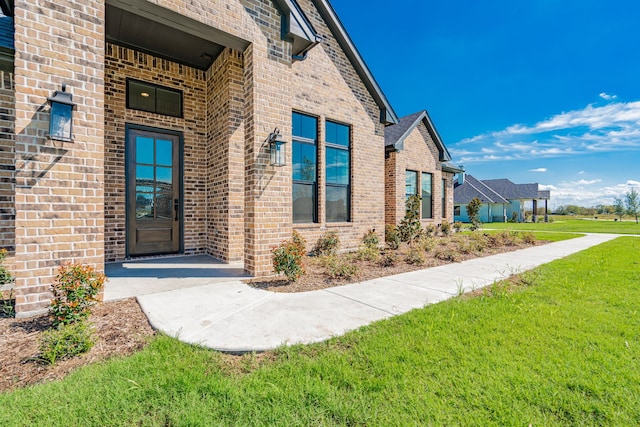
[126, 126, 181, 256]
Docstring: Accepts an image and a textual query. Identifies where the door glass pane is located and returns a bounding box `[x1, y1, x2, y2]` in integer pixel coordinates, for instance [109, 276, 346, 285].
[136, 185, 154, 193]
[156, 166, 173, 185]
[136, 193, 154, 219]
[155, 193, 173, 219]
[136, 137, 154, 164]
[156, 139, 173, 166]
[136, 165, 154, 184]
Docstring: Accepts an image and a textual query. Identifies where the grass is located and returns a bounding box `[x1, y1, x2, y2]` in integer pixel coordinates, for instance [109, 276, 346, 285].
[485, 216, 640, 234]
[466, 229, 584, 242]
[2, 237, 640, 425]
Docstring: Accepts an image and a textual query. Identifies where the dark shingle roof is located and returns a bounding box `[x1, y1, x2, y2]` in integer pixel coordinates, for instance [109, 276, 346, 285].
[384, 110, 452, 161]
[454, 175, 551, 205]
[0, 15, 13, 51]
[454, 175, 509, 204]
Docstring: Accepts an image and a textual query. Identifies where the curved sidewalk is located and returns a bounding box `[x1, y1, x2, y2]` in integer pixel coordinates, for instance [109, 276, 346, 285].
[137, 233, 619, 353]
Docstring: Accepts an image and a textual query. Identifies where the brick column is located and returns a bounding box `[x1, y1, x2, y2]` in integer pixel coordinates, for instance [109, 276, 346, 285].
[242, 43, 292, 277]
[13, 0, 105, 316]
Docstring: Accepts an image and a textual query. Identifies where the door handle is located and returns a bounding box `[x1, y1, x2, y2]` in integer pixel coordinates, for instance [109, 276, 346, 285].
[174, 199, 179, 221]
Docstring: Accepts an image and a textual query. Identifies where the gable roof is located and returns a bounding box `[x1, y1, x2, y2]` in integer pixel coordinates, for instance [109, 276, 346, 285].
[273, 0, 320, 59]
[455, 175, 550, 205]
[454, 175, 509, 205]
[312, 0, 398, 125]
[384, 110, 452, 161]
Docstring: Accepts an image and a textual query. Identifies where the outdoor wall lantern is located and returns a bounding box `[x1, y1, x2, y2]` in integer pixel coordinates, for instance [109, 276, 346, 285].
[268, 127, 287, 167]
[47, 82, 76, 142]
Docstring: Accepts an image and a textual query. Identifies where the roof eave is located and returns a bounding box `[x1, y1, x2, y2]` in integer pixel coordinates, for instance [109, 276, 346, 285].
[274, 0, 322, 59]
[0, 0, 13, 17]
[312, 0, 398, 125]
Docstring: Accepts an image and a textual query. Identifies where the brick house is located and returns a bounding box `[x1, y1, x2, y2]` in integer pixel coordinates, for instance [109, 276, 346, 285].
[384, 110, 462, 227]
[1, 0, 409, 317]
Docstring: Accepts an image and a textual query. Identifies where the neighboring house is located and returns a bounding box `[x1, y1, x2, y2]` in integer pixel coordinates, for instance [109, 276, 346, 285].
[0, 0, 412, 317]
[384, 111, 461, 226]
[454, 174, 551, 223]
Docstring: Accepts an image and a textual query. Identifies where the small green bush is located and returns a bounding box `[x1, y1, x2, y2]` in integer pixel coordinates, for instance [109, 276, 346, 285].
[418, 236, 436, 252]
[405, 247, 426, 265]
[378, 252, 397, 267]
[441, 221, 451, 236]
[434, 249, 460, 262]
[362, 229, 379, 249]
[521, 232, 537, 244]
[272, 238, 306, 282]
[385, 225, 400, 250]
[291, 230, 307, 254]
[50, 264, 106, 327]
[1, 288, 15, 318]
[39, 322, 95, 365]
[356, 245, 380, 262]
[313, 231, 340, 256]
[321, 255, 358, 279]
[423, 224, 436, 238]
[453, 222, 463, 233]
[0, 248, 13, 286]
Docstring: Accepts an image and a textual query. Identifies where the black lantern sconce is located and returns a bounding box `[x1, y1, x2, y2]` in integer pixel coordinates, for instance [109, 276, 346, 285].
[268, 127, 287, 167]
[47, 82, 76, 142]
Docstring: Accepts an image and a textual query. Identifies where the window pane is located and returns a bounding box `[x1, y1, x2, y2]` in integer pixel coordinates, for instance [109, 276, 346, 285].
[156, 87, 182, 117]
[327, 185, 348, 222]
[128, 80, 156, 112]
[422, 172, 433, 219]
[293, 183, 315, 223]
[406, 171, 417, 198]
[326, 147, 349, 185]
[293, 141, 317, 182]
[156, 139, 173, 166]
[293, 112, 317, 140]
[135, 137, 154, 165]
[326, 121, 349, 147]
[442, 179, 447, 218]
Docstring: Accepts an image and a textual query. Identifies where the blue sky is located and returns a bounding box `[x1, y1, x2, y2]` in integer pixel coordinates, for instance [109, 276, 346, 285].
[331, 0, 640, 208]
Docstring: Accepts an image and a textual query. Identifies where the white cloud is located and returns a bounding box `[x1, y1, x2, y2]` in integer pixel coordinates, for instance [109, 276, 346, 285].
[529, 168, 547, 172]
[451, 100, 640, 164]
[578, 170, 586, 175]
[543, 179, 637, 208]
[599, 92, 618, 101]
[627, 180, 640, 186]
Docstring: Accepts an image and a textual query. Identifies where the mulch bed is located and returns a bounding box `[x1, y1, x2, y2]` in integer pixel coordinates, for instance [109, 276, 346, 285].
[0, 298, 155, 392]
[1, 232, 546, 393]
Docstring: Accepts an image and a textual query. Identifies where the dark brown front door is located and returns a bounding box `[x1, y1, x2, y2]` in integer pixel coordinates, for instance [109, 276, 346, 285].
[126, 126, 181, 256]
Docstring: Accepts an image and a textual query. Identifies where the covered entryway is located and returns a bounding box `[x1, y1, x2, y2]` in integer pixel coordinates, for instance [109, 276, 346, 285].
[126, 126, 182, 257]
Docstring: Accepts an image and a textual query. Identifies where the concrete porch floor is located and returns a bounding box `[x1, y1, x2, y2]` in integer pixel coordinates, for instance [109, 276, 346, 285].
[104, 255, 250, 301]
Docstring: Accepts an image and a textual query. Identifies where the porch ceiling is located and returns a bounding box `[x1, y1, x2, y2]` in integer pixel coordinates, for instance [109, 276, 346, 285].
[106, 0, 249, 71]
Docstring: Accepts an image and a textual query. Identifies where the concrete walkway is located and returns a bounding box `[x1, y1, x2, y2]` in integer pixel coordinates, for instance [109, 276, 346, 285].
[136, 233, 619, 353]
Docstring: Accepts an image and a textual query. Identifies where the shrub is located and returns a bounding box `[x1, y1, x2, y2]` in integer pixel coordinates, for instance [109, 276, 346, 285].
[434, 248, 460, 262]
[0, 248, 13, 286]
[453, 222, 463, 233]
[313, 231, 340, 256]
[272, 238, 306, 282]
[50, 264, 106, 327]
[1, 288, 14, 318]
[362, 229, 379, 249]
[521, 232, 537, 244]
[466, 197, 483, 230]
[398, 195, 422, 245]
[356, 245, 380, 262]
[39, 322, 95, 365]
[291, 230, 307, 254]
[418, 236, 436, 253]
[441, 221, 451, 236]
[423, 224, 436, 238]
[385, 225, 400, 250]
[405, 247, 426, 265]
[321, 255, 358, 279]
[378, 252, 397, 267]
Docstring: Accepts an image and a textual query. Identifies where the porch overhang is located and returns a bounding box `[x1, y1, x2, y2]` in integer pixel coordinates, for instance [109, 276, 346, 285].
[106, 0, 250, 70]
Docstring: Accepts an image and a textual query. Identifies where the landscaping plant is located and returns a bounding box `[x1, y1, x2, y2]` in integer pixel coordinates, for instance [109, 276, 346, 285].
[50, 263, 106, 327]
[312, 231, 340, 256]
[272, 237, 306, 282]
[466, 197, 482, 230]
[398, 195, 422, 245]
[384, 224, 400, 250]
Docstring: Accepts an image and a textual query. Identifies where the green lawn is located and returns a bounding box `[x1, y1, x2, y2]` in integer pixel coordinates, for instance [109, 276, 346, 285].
[2, 237, 640, 426]
[485, 216, 640, 234]
[468, 229, 584, 242]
